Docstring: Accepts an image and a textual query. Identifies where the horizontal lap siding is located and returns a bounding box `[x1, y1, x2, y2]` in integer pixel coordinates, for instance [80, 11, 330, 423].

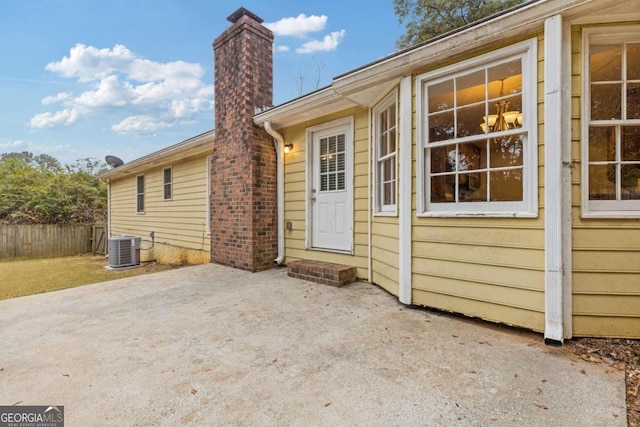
[109, 154, 210, 263]
[372, 218, 399, 295]
[282, 108, 369, 278]
[411, 35, 546, 332]
[570, 26, 640, 338]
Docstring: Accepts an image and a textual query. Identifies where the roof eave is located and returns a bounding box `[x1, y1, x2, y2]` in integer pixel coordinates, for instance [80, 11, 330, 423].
[99, 129, 215, 180]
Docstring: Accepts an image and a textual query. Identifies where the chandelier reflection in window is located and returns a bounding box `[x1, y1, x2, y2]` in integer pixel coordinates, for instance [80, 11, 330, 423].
[480, 79, 522, 133]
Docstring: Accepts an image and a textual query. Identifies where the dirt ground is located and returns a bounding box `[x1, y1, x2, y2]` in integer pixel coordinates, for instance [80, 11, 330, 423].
[564, 338, 640, 426]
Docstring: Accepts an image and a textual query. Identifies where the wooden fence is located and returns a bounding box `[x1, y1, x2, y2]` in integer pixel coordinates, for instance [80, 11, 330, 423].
[0, 224, 106, 260]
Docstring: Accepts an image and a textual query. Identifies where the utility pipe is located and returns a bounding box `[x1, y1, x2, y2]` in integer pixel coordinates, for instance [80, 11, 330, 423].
[264, 120, 285, 265]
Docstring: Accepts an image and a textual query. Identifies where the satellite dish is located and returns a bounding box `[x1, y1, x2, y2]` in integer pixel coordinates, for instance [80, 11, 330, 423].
[105, 155, 124, 168]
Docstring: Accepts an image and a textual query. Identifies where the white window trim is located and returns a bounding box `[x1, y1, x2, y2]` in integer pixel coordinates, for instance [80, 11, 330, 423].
[581, 25, 640, 218]
[136, 174, 145, 214]
[163, 166, 172, 201]
[373, 89, 399, 216]
[416, 38, 538, 218]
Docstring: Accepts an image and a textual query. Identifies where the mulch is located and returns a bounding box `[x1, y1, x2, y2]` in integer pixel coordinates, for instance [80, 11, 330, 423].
[563, 338, 640, 427]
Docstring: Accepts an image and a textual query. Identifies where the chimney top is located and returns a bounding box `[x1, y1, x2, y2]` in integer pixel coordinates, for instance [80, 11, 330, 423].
[227, 7, 264, 24]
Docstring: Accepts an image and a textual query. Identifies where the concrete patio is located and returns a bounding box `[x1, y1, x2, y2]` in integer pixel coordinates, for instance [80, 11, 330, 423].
[0, 263, 626, 426]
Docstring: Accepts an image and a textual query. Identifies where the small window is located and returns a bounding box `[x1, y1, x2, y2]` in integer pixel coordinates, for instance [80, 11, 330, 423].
[583, 26, 640, 216]
[417, 39, 537, 217]
[136, 174, 145, 214]
[374, 91, 398, 214]
[163, 167, 172, 200]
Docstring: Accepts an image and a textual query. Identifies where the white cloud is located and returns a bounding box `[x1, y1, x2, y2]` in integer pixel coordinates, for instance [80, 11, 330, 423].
[45, 44, 136, 83]
[42, 92, 73, 105]
[31, 44, 214, 135]
[29, 108, 80, 128]
[265, 14, 327, 38]
[0, 139, 24, 149]
[111, 115, 173, 135]
[276, 45, 291, 52]
[296, 30, 346, 54]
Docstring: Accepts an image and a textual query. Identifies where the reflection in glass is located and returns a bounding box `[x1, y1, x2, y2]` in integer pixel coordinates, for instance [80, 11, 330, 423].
[428, 80, 454, 113]
[490, 136, 523, 168]
[429, 111, 455, 142]
[589, 164, 616, 200]
[628, 83, 640, 119]
[490, 170, 523, 201]
[621, 164, 640, 200]
[591, 83, 622, 120]
[456, 70, 485, 106]
[622, 126, 640, 161]
[589, 127, 615, 162]
[590, 44, 622, 82]
[628, 43, 640, 80]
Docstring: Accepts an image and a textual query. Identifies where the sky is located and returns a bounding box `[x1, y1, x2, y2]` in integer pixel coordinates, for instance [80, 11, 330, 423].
[0, 0, 403, 166]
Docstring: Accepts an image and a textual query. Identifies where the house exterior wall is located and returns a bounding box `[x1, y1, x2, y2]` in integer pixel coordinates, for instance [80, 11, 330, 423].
[109, 154, 210, 264]
[570, 23, 640, 338]
[282, 107, 369, 278]
[408, 34, 547, 332]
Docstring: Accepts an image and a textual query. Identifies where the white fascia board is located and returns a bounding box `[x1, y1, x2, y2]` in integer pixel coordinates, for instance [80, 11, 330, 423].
[99, 130, 215, 180]
[253, 87, 357, 129]
[332, 0, 595, 97]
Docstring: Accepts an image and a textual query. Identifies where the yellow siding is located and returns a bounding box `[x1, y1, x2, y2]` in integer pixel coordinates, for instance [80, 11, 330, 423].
[109, 154, 210, 264]
[281, 108, 369, 278]
[410, 33, 546, 333]
[570, 25, 640, 338]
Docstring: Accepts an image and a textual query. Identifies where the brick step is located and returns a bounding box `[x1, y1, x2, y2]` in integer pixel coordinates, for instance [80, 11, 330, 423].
[287, 260, 357, 287]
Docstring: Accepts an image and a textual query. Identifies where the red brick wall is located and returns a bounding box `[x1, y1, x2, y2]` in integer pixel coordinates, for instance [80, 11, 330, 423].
[210, 10, 277, 272]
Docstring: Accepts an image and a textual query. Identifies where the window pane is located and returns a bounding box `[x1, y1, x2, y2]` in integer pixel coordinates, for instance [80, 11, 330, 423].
[164, 184, 171, 200]
[137, 176, 144, 193]
[457, 104, 485, 138]
[431, 175, 455, 203]
[590, 44, 622, 82]
[337, 172, 345, 191]
[459, 142, 483, 171]
[488, 60, 522, 99]
[383, 158, 395, 181]
[621, 164, 640, 199]
[328, 136, 337, 154]
[428, 80, 454, 113]
[489, 169, 523, 201]
[430, 145, 456, 173]
[591, 83, 622, 120]
[388, 105, 396, 127]
[456, 70, 485, 106]
[490, 135, 523, 168]
[380, 132, 388, 156]
[628, 83, 640, 119]
[329, 173, 336, 191]
[589, 164, 616, 200]
[337, 134, 345, 152]
[389, 128, 396, 153]
[321, 174, 328, 192]
[459, 172, 485, 202]
[383, 181, 395, 205]
[320, 155, 328, 173]
[628, 43, 640, 80]
[320, 138, 328, 155]
[429, 111, 455, 142]
[622, 126, 640, 161]
[589, 127, 616, 162]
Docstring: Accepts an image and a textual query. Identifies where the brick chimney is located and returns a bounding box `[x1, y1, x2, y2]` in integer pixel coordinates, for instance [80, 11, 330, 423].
[210, 8, 277, 272]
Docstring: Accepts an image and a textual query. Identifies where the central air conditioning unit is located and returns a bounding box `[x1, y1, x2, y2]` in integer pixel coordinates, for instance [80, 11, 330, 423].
[108, 236, 141, 268]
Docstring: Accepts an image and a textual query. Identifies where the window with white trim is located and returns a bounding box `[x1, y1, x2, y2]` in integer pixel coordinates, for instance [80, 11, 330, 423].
[583, 26, 640, 216]
[417, 39, 537, 216]
[163, 167, 172, 200]
[374, 91, 398, 214]
[136, 174, 145, 214]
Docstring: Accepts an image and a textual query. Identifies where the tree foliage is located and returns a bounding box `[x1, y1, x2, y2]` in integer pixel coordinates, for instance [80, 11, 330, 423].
[394, 0, 525, 49]
[0, 153, 108, 224]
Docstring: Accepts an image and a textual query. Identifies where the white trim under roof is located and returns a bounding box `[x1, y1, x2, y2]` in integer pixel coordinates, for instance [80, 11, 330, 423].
[99, 129, 215, 180]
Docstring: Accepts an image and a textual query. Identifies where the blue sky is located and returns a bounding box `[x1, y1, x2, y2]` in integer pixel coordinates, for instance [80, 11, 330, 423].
[0, 0, 403, 166]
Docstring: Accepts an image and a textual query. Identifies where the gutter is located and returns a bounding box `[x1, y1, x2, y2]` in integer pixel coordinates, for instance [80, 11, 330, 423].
[264, 120, 285, 265]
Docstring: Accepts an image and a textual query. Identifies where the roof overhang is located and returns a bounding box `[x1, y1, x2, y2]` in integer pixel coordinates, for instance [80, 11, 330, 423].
[99, 129, 215, 180]
[255, 0, 640, 130]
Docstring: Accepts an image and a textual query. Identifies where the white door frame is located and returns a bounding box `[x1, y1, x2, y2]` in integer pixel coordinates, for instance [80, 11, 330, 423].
[305, 116, 354, 253]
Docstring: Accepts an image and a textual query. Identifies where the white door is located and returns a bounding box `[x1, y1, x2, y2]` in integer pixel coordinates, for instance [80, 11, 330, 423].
[309, 120, 353, 252]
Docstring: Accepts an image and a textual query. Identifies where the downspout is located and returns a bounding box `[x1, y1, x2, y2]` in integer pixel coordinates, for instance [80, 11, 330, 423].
[367, 107, 372, 283]
[264, 120, 285, 265]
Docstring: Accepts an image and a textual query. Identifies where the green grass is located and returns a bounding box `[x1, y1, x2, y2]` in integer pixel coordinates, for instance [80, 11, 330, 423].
[0, 255, 183, 300]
